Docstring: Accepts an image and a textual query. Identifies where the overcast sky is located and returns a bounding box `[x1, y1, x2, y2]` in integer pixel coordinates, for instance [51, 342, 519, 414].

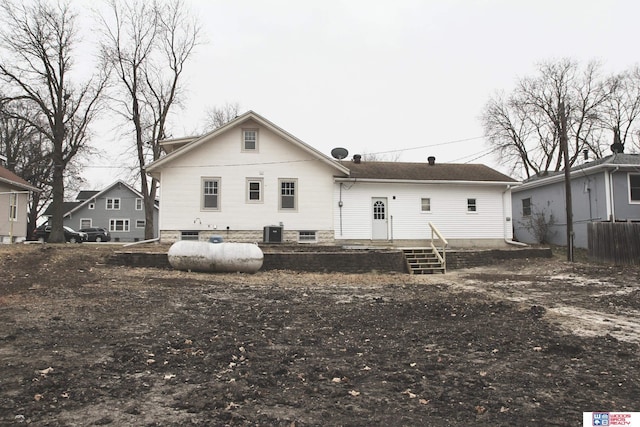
[86, 0, 639, 189]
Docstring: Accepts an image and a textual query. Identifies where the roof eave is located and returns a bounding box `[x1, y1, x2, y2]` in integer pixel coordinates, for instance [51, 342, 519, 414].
[335, 177, 520, 186]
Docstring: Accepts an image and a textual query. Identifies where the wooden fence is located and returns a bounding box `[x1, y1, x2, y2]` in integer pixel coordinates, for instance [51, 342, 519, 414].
[588, 222, 640, 265]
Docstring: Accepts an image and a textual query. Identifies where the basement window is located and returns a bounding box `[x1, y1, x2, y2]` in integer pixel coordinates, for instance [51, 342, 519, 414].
[181, 231, 199, 241]
[298, 231, 317, 243]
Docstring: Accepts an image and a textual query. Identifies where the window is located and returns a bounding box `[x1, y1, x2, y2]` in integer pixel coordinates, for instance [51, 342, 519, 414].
[109, 219, 130, 232]
[80, 218, 92, 229]
[279, 179, 297, 210]
[202, 178, 220, 210]
[630, 174, 640, 203]
[181, 231, 199, 240]
[247, 178, 263, 203]
[136, 219, 145, 228]
[88, 202, 95, 210]
[299, 231, 317, 243]
[106, 198, 121, 210]
[467, 198, 477, 212]
[373, 200, 385, 220]
[135, 198, 143, 210]
[421, 198, 431, 212]
[522, 197, 532, 216]
[242, 129, 258, 151]
[9, 193, 17, 221]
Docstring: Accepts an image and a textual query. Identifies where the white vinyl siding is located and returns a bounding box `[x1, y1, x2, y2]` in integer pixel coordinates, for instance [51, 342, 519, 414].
[334, 182, 507, 241]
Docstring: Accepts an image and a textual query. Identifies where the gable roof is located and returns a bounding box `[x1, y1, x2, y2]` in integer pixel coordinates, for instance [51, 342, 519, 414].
[515, 153, 640, 192]
[146, 110, 350, 178]
[339, 160, 517, 184]
[0, 166, 40, 192]
[44, 180, 158, 217]
[76, 190, 100, 201]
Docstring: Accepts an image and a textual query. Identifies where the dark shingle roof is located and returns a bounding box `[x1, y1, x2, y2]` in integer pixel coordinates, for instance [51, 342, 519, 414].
[76, 190, 99, 201]
[43, 201, 82, 217]
[340, 161, 517, 182]
[522, 153, 640, 184]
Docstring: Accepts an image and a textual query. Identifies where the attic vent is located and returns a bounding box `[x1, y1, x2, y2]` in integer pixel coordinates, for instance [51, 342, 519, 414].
[353, 154, 362, 164]
[428, 156, 436, 166]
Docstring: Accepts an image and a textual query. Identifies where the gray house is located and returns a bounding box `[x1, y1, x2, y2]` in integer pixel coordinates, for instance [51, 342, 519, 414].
[512, 153, 640, 248]
[45, 180, 159, 242]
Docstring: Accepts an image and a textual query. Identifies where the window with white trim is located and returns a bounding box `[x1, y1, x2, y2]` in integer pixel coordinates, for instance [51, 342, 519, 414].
[136, 219, 145, 228]
[135, 198, 143, 210]
[246, 178, 263, 203]
[80, 218, 92, 229]
[242, 129, 258, 151]
[467, 198, 477, 212]
[202, 178, 220, 210]
[298, 231, 317, 243]
[630, 174, 640, 203]
[109, 219, 130, 232]
[88, 202, 95, 210]
[522, 198, 532, 216]
[279, 179, 297, 210]
[9, 193, 17, 221]
[421, 198, 431, 212]
[106, 198, 121, 210]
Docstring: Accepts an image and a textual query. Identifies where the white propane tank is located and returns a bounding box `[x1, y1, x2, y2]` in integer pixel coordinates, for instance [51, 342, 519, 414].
[167, 241, 263, 273]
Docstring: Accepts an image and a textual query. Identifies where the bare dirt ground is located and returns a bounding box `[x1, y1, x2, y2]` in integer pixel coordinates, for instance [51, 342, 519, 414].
[0, 244, 639, 426]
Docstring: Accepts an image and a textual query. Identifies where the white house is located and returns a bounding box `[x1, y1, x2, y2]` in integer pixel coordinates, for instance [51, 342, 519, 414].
[146, 111, 518, 247]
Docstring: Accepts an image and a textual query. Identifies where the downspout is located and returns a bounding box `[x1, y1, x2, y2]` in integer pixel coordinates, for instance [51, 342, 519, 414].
[338, 183, 343, 236]
[503, 184, 527, 247]
[609, 166, 620, 221]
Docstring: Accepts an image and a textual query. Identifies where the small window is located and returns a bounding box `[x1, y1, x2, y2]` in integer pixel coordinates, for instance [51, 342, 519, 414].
[279, 179, 297, 210]
[136, 219, 145, 228]
[181, 231, 199, 240]
[80, 218, 92, 229]
[106, 198, 121, 210]
[522, 198, 532, 216]
[247, 178, 263, 203]
[9, 193, 17, 221]
[135, 198, 143, 210]
[299, 231, 317, 243]
[242, 129, 258, 151]
[467, 198, 477, 212]
[88, 202, 95, 210]
[421, 198, 431, 212]
[109, 219, 130, 232]
[202, 178, 220, 210]
[630, 174, 640, 203]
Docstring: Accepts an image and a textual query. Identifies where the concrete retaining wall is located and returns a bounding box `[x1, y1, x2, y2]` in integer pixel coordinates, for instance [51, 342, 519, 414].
[107, 247, 553, 273]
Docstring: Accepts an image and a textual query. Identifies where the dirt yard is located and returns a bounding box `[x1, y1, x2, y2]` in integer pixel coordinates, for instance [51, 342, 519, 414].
[0, 244, 638, 426]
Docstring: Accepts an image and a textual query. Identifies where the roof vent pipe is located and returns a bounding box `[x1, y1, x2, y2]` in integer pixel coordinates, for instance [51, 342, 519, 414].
[428, 156, 436, 166]
[353, 154, 362, 164]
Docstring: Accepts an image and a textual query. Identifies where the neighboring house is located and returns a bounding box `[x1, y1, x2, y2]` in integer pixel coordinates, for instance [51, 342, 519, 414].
[43, 180, 159, 242]
[146, 111, 518, 247]
[512, 153, 640, 249]
[0, 165, 40, 243]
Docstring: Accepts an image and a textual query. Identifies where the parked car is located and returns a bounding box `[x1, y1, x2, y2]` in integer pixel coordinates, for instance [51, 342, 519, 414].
[79, 227, 111, 242]
[33, 225, 88, 243]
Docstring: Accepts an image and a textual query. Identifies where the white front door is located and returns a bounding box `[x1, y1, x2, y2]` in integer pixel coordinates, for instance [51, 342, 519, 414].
[372, 197, 388, 240]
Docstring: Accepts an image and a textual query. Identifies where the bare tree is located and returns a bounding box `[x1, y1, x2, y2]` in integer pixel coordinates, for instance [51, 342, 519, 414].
[0, 0, 108, 242]
[99, 0, 200, 240]
[482, 59, 608, 179]
[600, 66, 640, 154]
[203, 102, 241, 131]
